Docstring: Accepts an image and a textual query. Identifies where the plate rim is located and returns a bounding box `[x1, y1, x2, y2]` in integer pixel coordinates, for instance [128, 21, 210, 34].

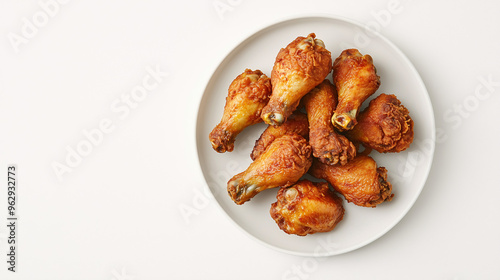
[194, 13, 436, 257]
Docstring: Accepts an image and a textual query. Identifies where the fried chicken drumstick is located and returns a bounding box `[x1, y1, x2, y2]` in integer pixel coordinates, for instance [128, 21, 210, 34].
[345, 93, 414, 153]
[303, 79, 356, 166]
[331, 49, 380, 131]
[261, 33, 332, 126]
[270, 180, 344, 236]
[250, 112, 309, 161]
[209, 69, 272, 153]
[310, 155, 393, 207]
[227, 134, 312, 205]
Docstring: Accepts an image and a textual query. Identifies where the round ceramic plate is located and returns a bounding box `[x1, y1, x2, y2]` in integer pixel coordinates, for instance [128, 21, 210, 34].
[195, 15, 435, 256]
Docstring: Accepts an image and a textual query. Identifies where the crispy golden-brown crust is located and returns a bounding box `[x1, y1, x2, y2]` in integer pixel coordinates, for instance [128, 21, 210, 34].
[250, 112, 309, 161]
[227, 134, 312, 205]
[346, 93, 414, 153]
[310, 155, 393, 207]
[261, 33, 332, 126]
[331, 49, 380, 131]
[270, 180, 344, 236]
[209, 69, 272, 153]
[303, 79, 356, 165]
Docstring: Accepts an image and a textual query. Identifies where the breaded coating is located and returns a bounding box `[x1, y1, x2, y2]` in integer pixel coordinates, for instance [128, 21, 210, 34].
[331, 49, 380, 131]
[250, 112, 309, 161]
[310, 155, 393, 207]
[303, 79, 356, 165]
[227, 134, 312, 205]
[270, 180, 344, 236]
[209, 69, 272, 153]
[261, 33, 332, 126]
[346, 93, 414, 153]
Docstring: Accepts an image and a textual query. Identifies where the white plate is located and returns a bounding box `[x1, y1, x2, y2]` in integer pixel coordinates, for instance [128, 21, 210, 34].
[195, 14, 435, 257]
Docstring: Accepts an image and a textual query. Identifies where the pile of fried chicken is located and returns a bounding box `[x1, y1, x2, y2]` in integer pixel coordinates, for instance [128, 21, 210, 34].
[209, 33, 414, 236]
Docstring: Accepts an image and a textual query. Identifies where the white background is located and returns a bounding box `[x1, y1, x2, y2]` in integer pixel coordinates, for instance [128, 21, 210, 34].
[1, 0, 499, 279]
